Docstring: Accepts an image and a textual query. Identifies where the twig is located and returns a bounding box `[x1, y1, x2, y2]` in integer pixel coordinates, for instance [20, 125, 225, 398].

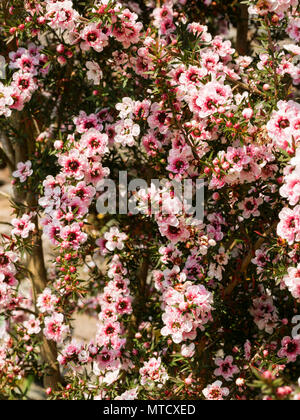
[0, 190, 12, 200]
[224, 220, 278, 296]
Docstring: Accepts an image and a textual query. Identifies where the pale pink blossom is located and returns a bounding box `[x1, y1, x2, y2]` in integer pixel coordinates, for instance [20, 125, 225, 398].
[203, 381, 229, 400]
[13, 161, 33, 183]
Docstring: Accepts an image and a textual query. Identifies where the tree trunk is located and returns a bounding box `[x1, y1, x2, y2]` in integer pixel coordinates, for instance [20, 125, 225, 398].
[10, 113, 62, 391]
[26, 195, 62, 391]
[236, 4, 249, 56]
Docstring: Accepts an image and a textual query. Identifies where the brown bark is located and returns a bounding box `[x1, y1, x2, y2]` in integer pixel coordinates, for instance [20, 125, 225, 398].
[236, 4, 249, 56]
[4, 120, 63, 391]
[26, 195, 62, 391]
[224, 221, 277, 297]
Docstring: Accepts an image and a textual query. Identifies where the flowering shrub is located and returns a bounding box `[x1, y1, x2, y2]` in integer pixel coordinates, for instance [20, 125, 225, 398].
[0, 0, 300, 401]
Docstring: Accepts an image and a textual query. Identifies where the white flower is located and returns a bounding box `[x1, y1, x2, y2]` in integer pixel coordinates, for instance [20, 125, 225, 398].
[104, 227, 128, 251]
[181, 343, 195, 358]
[203, 381, 229, 400]
[86, 61, 103, 85]
[103, 369, 120, 386]
[24, 315, 41, 335]
[0, 82, 13, 118]
[115, 387, 139, 400]
[116, 97, 135, 119]
[115, 119, 140, 147]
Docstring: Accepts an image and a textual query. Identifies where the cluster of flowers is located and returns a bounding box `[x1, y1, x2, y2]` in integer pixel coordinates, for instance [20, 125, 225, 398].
[153, 240, 214, 347]
[40, 0, 143, 52]
[0, 244, 20, 313]
[93, 252, 134, 377]
[36, 288, 69, 343]
[39, 112, 111, 255]
[209, 145, 277, 190]
[139, 357, 169, 388]
[160, 280, 214, 345]
[55, 237, 133, 387]
[0, 43, 49, 117]
[1, 0, 300, 402]
[248, 0, 300, 59]
[249, 288, 279, 334]
[248, 0, 298, 18]
[267, 101, 300, 300]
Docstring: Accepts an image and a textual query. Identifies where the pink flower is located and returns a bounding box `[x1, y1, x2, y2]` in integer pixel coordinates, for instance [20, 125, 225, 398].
[37, 288, 58, 313]
[153, 5, 173, 27]
[270, 0, 298, 15]
[252, 249, 270, 271]
[242, 108, 254, 120]
[280, 168, 300, 206]
[13, 161, 33, 183]
[95, 348, 119, 372]
[214, 355, 240, 381]
[277, 386, 293, 397]
[74, 111, 103, 134]
[80, 23, 109, 53]
[43, 313, 69, 343]
[161, 306, 192, 344]
[68, 182, 96, 205]
[11, 214, 35, 239]
[97, 321, 122, 347]
[0, 283, 12, 311]
[44, 221, 63, 246]
[159, 221, 190, 244]
[142, 132, 162, 157]
[187, 81, 232, 118]
[167, 147, 192, 175]
[277, 206, 300, 245]
[61, 223, 88, 249]
[116, 97, 135, 119]
[179, 66, 207, 87]
[10, 87, 26, 111]
[147, 103, 171, 134]
[24, 315, 41, 335]
[0, 82, 14, 117]
[112, 11, 143, 48]
[283, 265, 300, 299]
[160, 18, 176, 35]
[139, 357, 169, 387]
[249, 294, 279, 334]
[187, 23, 212, 42]
[287, 18, 300, 42]
[46, 1, 79, 30]
[0, 270, 18, 287]
[85, 162, 110, 186]
[9, 52, 38, 74]
[80, 129, 108, 157]
[115, 296, 132, 315]
[0, 248, 18, 273]
[201, 51, 220, 71]
[238, 197, 263, 219]
[267, 100, 300, 151]
[278, 336, 300, 363]
[133, 99, 151, 119]
[11, 71, 37, 96]
[58, 149, 88, 180]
